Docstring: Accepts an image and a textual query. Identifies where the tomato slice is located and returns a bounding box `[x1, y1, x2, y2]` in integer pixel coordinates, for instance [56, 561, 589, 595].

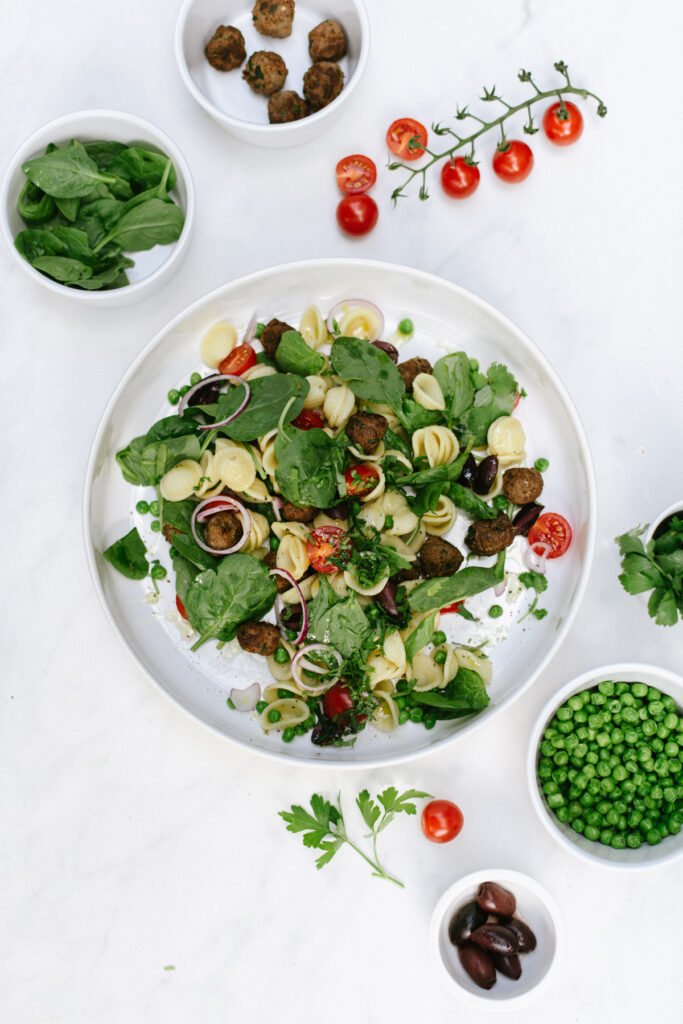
[323, 682, 354, 718]
[528, 513, 572, 559]
[336, 154, 377, 195]
[344, 463, 379, 498]
[218, 344, 256, 376]
[306, 525, 352, 574]
[387, 118, 428, 161]
[421, 800, 464, 843]
[176, 595, 189, 621]
[292, 409, 325, 430]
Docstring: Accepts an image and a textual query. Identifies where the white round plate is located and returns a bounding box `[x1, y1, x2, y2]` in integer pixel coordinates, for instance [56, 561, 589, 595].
[84, 258, 596, 766]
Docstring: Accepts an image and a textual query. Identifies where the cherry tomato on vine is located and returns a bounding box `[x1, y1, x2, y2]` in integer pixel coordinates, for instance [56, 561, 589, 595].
[218, 344, 256, 376]
[386, 118, 428, 161]
[323, 683, 354, 719]
[306, 526, 352, 574]
[176, 595, 189, 621]
[440, 157, 480, 199]
[292, 408, 325, 430]
[337, 194, 379, 236]
[336, 154, 377, 194]
[344, 463, 380, 498]
[421, 800, 464, 843]
[543, 100, 584, 146]
[528, 513, 572, 559]
[492, 140, 534, 183]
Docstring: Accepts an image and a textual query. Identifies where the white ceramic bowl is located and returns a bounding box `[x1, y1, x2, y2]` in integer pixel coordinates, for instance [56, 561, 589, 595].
[175, 0, 370, 147]
[528, 663, 683, 868]
[429, 869, 563, 1009]
[0, 110, 195, 306]
[646, 499, 683, 545]
[84, 258, 596, 766]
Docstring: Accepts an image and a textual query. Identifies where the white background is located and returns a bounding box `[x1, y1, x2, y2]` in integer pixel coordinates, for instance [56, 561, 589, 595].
[1, 1, 681, 1021]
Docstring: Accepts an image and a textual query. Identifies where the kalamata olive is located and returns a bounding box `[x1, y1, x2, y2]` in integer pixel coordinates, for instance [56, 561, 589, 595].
[458, 942, 496, 990]
[499, 917, 537, 953]
[458, 453, 477, 489]
[448, 901, 488, 947]
[326, 502, 349, 520]
[512, 502, 544, 536]
[470, 925, 518, 955]
[376, 579, 401, 619]
[491, 952, 522, 980]
[473, 455, 499, 495]
[187, 379, 222, 407]
[372, 339, 399, 363]
[476, 881, 517, 917]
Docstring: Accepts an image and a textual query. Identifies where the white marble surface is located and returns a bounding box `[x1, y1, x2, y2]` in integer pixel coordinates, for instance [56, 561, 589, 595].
[1, 1, 681, 1020]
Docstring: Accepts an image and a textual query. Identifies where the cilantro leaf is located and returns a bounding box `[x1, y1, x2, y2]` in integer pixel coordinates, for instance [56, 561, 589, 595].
[356, 790, 381, 831]
[519, 570, 548, 594]
[648, 588, 678, 627]
[377, 786, 432, 831]
[616, 526, 648, 556]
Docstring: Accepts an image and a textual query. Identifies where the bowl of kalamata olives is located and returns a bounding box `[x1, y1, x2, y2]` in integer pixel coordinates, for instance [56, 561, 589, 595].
[429, 870, 563, 1007]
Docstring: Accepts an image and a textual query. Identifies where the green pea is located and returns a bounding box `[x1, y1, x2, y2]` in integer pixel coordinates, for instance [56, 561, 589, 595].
[424, 715, 437, 730]
[303, 716, 316, 730]
[599, 829, 614, 846]
[665, 740, 680, 757]
[282, 727, 295, 743]
[488, 604, 503, 619]
[398, 709, 410, 724]
[664, 713, 679, 731]
[556, 706, 572, 722]
[611, 834, 626, 849]
[584, 825, 600, 842]
[410, 707, 424, 723]
[432, 630, 447, 646]
[167, 389, 181, 405]
[398, 318, 414, 336]
[273, 647, 289, 665]
[554, 750, 568, 766]
[269, 535, 280, 551]
[556, 806, 570, 823]
[646, 828, 662, 846]
[190, 372, 202, 385]
[626, 833, 642, 849]
[493, 494, 511, 512]
[179, 385, 190, 396]
[383, 515, 395, 530]
[598, 680, 615, 696]
[226, 698, 235, 710]
[268, 709, 282, 724]
[534, 457, 550, 473]
[256, 701, 267, 714]
[571, 818, 585, 834]
[632, 683, 648, 698]
[150, 564, 167, 580]
[569, 695, 584, 711]
[434, 649, 447, 666]
[136, 500, 150, 514]
[150, 520, 161, 532]
[277, 688, 292, 699]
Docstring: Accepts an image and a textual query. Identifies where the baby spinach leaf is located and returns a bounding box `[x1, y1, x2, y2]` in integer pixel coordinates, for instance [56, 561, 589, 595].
[161, 500, 216, 571]
[410, 482, 443, 515]
[171, 549, 200, 604]
[433, 352, 474, 427]
[275, 426, 344, 508]
[215, 373, 309, 441]
[330, 336, 405, 410]
[412, 667, 490, 718]
[383, 428, 411, 460]
[109, 147, 177, 192]
[307, 580, 370, 657]
[146, 415, 200, 443]
[447, 483, 497, 520]
[76, 197, 125, 246]
[398, 398, 442, 434]
[94, 198, 184, 253]
[22, 145, 115, 198]
[83, 140, 127, 170]
[14, 229, 63, 263]
[407, 556, 505, 613]
[54, 196, 80, 222]
[75, 258, 133, 290]
[32, 256, 93, 283]
[397, 443, 472, 489]
[275, 331, 325, 376]
[404, 611, 437, 663]
[457, 363, 518, 446]
[116, 432, 200, 486]
[186, 553, 276, 648]
[17, 180, 55, 223]
[103, 527, 148, 579]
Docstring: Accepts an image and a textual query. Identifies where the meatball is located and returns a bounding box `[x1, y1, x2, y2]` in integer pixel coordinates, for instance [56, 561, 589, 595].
[252, 0, 295, 39]
[268, 90, 309, 124]
[418, 536, 464, 579]
[466, 514, 516, 557]
[204, 511, 243, 550]
[394, 565, 421, 584]
[346, 411, 388, 454]
[205, 25, 246, 71]
[261, 317, 295, 358]
[502, 467, 544, 506]
[237, 620, 281, 656]
[303, 61, 345, 112]
[398, 357, 432, 392]
[162, 523, 181, 545]
[281, 501, 317, 522]
[309, 19, 347, 62]
[243, 51, 288, 95]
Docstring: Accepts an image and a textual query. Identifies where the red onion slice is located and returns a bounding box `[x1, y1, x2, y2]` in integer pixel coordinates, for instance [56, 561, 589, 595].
[526, 541, 553, 574]
[230, 682, 260, 712]
[242, 312, 257, 345]
[190, 496, 251, 556]
[270, 568, 308, 646]
[494, 576, 508, 597]
[272, 496, 283, 522]
[291, 644, 342, 694]
[326, 299, 385, 342]
[178, 373, 250, 430]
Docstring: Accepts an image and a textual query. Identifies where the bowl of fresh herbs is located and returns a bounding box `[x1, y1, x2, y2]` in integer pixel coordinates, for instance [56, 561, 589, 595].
[615, 502, 683, 627]
[1, 110, 194, 304]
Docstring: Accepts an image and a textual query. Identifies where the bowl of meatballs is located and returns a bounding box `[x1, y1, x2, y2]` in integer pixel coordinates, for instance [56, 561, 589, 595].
[176, 0, 370, 147]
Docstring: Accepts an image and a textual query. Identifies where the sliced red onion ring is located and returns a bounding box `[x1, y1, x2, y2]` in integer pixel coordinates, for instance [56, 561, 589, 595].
[178, 373, 251, 430]
[494, 576, 508, 597]
[526, 541, 553, 575]
[291, 644, 342, 694]
[242, 312, 257, 345]
[270, 568, 308, 646]
[272, 496, 283, 522]
[326, 298, 385, 342]
[190, 496, 251, 556]
[230, 682, 260, 712]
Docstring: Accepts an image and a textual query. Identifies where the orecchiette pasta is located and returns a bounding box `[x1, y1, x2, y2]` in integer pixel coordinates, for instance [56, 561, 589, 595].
[343, 568, 389, 597]
[313, 512, 349, 530]
[413, 372, 446, 411]
[486, 416, 526, 466]
[242, 363, 277, 382]
[241, 478, 271, 503]
[243, 512, 270, 552]
[260, 698, 309, 732]
[323, 385, 356, 429]
[159, 459, 202, 502]
[368, 631, 407, 686]
[409, 645, 460, 692]
[299, 305, 328, 349]
[303, 374, 328, 409]
[194, 451, 224, 499]
[381, 534, 418, 562]
[266, 640, 296, 682]
[454, 647, 493, 686]
[359, 490, 418, 536]
[200, 321, 237, 368]
[259, 429, 279, 483]
[281, 575, 316, 605]
[412, 425, 459, 467]
[272, 521, 310, 542]
[213, 439, 257, 492]
[371, 680, 400, 732]
[362, 401, 402, 431]
[348, 441, 385, 463]
[309, 571, 349, 601]
[276, 534, 310, 579]
[360, 465, 385, 504]
[336, 304, 383, 341]
[422, 495, 457, 536]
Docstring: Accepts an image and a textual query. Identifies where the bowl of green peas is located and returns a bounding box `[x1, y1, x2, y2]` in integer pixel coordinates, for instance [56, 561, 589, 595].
[528, 664, 683, 867]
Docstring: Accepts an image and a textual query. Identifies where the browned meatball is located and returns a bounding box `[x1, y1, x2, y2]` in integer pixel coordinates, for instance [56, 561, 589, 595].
[204, 511, 243, 550]
[261, 317, 295, 358]
[398, 357, 432, 392]
[394, 565, 421, 584]
[309, 19, 347, 62]
[162, 523, 181, 545]
[243, 51, 288, 95]
[418, 536, 464, 579]
[252, 0, 295, 39]
[264, 551, 293, 592]
[205, 25, 246, 71]
[466, 514, 516, 556]
[237, 620, 281, 656]
[303, 61, 345, 112]
[281, 501, 317, 522]
[268, 90, 309, 124]
[346, 411, 388, 454]
[502, 468, 544, 506]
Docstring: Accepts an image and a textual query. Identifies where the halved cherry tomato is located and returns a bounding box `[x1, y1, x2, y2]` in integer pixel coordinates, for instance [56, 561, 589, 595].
[344, 463, 379, 498]
[543, 100, 583, 146]
[492, 140, 534, 183]
[528, 512, 572, 559]
[218, 344, 256, 376]
[387, 118, 428, 161]
[292, 409, 325, 430]
[421, 799, 464, 843]
[336, 154, 377, 195]
[176, 595, 189, 621]
[336, 194, 379, 237]
[440, 157, 480, 199]
[323, 682, 354, 718]
[306, 525, 352, 574]
[441, 600, 464, 615]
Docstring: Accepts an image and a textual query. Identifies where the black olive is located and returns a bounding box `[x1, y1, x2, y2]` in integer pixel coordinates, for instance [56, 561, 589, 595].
[473, 455, 499, 495]
[476, 881, 517, 916]
[448, 901, 488, 947]
[376, 579, 401, 619]
[372, 340, 399, 363]
[326, 502, 349, 520]
[499, 917, 537, 953]
[458, 943, 496, 990]
[512, 503, 544, 536]
[470, 925, 518, 955]
[491, 952, 522, 980]
[458, 453, 477, 489]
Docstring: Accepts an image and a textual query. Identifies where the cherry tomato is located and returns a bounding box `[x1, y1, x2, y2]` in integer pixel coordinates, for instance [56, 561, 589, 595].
[292, 408, 325, 430]
[336, 154, 377, 195]
[386, 118, 428, 160]
[421, 800, 464, 843]
[323, 682, 354, 719]
[440, 157, 480, 199]
[543, 100, 584, 146]
[218, 344, 256, 376]
[344, 463, 380, 498]
[441, 600, 464, 615]
[492, 140, 534, 183]
[336, 194, 379, 237]
[176, 595, 189, 621]
[528, 513, 573, 559]
[306, 526, 352, 574]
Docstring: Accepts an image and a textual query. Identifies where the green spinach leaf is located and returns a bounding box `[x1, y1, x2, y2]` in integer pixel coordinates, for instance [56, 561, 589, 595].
[31, 255, 93, 283]
[274, 331, 324, 376]
[116, 432, 200, 486]
[275, 426, 344, 508]
[330, 336, 405, 410]
[22, 145, 116, 198]
[103, 527, 148, 579]
[447, 483, 497, 520]
[412, 667, 490, 719]
[215, 373, 309, 441]
[94, 197, 184, 253]
[186, 554, 276, 648]
[404, 611, 437, 663]
[433, 352, 474, 427]
[307, 580, 370, 657]
[457, 363, 518, 446]
[407, 554, 505, 613]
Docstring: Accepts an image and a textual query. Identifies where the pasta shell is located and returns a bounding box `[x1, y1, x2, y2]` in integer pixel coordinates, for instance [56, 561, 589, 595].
[413, 372, 446, 411]
[159, 459, 202, 502]
[412, 425, 459, 467]
[260, 698, 309, 732]
[200, 321, 237, 368]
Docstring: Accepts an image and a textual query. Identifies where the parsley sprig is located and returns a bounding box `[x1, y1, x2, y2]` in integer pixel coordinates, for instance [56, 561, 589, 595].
[616, 519, 683, 626]
[280, 787, 431, 888]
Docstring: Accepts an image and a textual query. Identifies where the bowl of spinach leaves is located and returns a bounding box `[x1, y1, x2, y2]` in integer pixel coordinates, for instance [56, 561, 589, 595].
[1, 110, 194, 304]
